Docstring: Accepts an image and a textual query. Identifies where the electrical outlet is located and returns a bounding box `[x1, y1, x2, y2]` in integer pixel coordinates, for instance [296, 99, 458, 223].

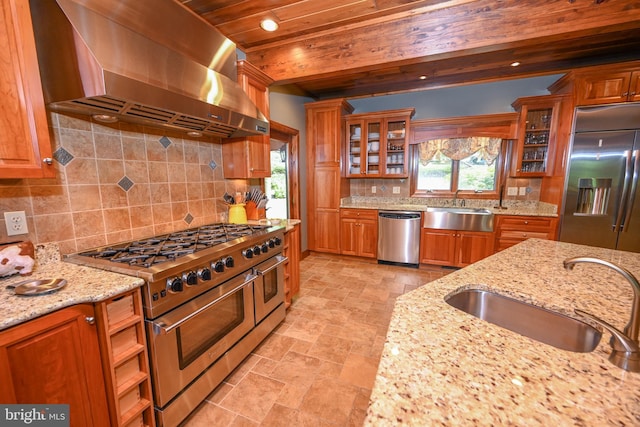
[392, 186, 400, 194]
[519, 187, 527, 196]
[507, 187, 518, 196]
[4, 211, 28, 236]
[371, 186, 377, 194]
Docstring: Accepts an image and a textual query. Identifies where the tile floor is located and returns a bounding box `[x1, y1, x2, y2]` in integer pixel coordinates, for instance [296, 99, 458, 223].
[183, 253, 452, 426]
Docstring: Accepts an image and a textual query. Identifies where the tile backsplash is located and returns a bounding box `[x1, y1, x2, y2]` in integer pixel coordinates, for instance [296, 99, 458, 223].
[0, 112, 251, 255]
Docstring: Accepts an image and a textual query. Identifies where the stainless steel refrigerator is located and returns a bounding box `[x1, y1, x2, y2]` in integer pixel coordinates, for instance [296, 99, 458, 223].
[559, 103, 640, 252]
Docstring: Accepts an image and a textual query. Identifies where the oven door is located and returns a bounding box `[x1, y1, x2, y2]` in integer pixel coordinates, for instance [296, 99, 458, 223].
[147, 270, 256, 407]
[254, 255, 287, 323]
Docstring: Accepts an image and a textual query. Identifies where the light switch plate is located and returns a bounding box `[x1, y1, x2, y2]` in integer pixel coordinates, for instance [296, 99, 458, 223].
[371, 186, 377, 194]
[392, 186, 400, 194]
[507, 187, 518, 196]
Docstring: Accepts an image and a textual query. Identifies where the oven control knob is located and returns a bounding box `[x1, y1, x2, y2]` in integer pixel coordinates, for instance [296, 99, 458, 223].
[268, 239, 276, 248]
[183, 271, 198, 286]
[225, 257, 234, 268]
[213, 260, 225, 273]
[243, 248, 253, 259]
[253, 246, 261, 256]
[274, 237, 282, 246]
[198, 268, 212, 281]
[261, 243, 269, 253]
[167, 277, 183, 293]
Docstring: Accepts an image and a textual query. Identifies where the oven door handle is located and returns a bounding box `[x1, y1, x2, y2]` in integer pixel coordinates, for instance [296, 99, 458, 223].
[152, 274, 257, 335]
[255, 256, 288, 275]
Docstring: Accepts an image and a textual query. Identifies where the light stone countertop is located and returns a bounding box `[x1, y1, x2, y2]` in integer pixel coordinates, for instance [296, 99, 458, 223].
[341, 196, 558, 217]
[0, 243, 144, 331]
[366, 239, 640, 426]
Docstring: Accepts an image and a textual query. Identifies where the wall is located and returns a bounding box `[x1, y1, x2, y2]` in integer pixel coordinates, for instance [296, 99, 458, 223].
[0, 112, 250, 254]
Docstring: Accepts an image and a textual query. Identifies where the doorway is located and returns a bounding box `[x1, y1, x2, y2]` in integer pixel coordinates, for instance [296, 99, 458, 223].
[267, 121, 300, 220]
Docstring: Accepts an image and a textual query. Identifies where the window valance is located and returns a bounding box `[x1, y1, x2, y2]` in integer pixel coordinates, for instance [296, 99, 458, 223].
[418, 137, 502, 165]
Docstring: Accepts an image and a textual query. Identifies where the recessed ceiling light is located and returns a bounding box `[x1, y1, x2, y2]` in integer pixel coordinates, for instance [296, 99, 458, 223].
[419, 75, 427, 80]
[187, 131, 203, 138]
[92, 114, 118, 123]
[260, 19, 278, 32]
[510, 61, 521, 67]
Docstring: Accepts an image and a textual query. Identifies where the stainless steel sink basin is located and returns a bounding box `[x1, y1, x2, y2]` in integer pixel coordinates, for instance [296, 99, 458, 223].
[445, 289, 602, 352]
[423, 207, 493, 232]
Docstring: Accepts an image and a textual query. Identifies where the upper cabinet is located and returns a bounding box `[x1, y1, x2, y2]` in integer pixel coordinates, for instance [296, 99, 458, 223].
[344, 109, 414, 178]
[222, 61, 273, 179]
[0, 0, 55, 179]
[511, 96, 562, 177]
[575, 70, 640, 106]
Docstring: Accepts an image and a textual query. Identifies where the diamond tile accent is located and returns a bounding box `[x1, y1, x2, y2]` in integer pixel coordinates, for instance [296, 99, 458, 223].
[184, 213, 194, 224]
[118, 176, 134, 191]
[380, 185, 387, 192]
[209, 160, 217, 170]
[53, 147, 74, 166]
[159, 136, 172, 148]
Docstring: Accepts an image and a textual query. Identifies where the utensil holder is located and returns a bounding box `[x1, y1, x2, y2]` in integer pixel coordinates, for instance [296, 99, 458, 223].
[228, 204, 248, 224]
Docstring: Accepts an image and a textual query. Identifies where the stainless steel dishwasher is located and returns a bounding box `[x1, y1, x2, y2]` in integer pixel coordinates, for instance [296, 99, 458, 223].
[377, 211, 421, 267]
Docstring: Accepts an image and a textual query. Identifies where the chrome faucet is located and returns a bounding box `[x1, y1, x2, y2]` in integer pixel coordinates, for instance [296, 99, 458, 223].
[563, 257, 640, 372]
[453, 189, 461, 207]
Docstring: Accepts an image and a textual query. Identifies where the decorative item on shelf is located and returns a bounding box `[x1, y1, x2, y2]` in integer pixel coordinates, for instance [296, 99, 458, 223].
[0, 240, 35, 277]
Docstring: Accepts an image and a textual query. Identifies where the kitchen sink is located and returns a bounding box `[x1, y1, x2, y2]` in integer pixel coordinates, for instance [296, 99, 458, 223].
[445, 288, 602, 352]
[423, 207, 493, 232]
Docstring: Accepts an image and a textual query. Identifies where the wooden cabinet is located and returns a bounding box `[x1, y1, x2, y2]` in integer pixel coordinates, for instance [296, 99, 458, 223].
[511, 96, 562, 177]
[283, 223, 301, 308]
[306, 99, 353, 253]
[575, 70, 640, 106]
[222, 60, 273, 179]
[0, 304, 111, 427]
[420, 228, 494, 268]
[344, 109, 414, 178]
[0, 0, 55, 178]
[494, 215, 559, 252]
[95, 289, 155, 427]
[340, 208, 378, 258]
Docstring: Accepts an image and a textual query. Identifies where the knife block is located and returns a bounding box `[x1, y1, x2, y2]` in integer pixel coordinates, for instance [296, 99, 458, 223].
[245, 201, 266, 220]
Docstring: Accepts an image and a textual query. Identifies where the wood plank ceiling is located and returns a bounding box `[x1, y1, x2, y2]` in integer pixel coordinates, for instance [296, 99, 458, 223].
[180, 0, 640, 99]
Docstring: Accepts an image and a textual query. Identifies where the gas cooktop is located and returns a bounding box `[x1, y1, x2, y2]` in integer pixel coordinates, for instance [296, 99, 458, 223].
[77, 223, 272, 268]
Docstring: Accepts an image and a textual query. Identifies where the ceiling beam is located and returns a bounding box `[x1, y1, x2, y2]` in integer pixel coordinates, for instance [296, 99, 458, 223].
[245, 0, 640, 87]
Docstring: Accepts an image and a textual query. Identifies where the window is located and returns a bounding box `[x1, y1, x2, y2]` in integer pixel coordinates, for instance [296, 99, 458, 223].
[412, 137, 502, 196]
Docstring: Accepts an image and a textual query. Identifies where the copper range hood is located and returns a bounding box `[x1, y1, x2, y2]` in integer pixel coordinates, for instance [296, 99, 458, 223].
[28, 0, 269, 138]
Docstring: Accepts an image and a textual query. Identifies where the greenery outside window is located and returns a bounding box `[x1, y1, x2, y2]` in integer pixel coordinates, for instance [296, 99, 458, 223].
[412, 137, 502, 197]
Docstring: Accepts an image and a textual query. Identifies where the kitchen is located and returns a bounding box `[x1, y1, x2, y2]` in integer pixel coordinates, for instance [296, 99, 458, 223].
[2, 0, 640, 426]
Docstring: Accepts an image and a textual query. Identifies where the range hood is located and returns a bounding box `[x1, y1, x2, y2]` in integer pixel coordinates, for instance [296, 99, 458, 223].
[28, 0, 269, 138]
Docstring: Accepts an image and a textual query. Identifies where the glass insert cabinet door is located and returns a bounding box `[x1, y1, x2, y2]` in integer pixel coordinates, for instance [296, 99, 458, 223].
[345, 111, 413, 178]
[511, 97, 560, 177]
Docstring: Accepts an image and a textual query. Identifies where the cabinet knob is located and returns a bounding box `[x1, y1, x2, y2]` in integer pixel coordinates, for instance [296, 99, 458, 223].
[522, 233, 528, 237]
[85, 316, 96, 325]
[623, 92, 629, 97]
[524, 221, 529, 224]
[42, 157, 53, 165]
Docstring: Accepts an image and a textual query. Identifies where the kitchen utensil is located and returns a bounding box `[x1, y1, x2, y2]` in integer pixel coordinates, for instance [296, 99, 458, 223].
[223, 192, 235, 204]
[6, 278, 67, 296]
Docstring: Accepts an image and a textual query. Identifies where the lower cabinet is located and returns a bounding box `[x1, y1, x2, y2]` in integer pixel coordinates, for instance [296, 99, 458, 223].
[495, 215, 559, 251]
[0, 304, 111, 427]
[340, 208, 378, 258]
[420, 228, 495, 267]
[283, 223, 301, 308]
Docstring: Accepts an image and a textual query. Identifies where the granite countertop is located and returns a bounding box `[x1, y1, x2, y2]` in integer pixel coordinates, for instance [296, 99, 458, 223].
[341, 196, 558, 217]
[366, 239, 640, 426]
[0, 243, 144, 331]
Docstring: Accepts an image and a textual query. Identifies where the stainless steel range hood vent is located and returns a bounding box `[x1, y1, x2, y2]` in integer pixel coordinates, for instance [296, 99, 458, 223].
[28, 0, 269, 139]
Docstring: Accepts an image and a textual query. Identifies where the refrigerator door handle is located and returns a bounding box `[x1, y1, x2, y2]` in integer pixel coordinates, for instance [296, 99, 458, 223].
[621, 149, 639, 233]
[615, 150, 633, 233]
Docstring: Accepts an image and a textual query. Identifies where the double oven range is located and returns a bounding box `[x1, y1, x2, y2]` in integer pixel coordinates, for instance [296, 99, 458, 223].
[66, 223, 288, 426]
